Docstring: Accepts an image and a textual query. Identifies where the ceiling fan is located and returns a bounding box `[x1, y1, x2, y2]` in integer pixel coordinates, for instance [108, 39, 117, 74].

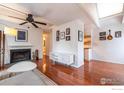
[0, 4, 47, 28]
[10, 14, 47, 28]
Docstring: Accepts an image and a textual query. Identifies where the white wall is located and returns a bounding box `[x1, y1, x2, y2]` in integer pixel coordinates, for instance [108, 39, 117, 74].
[0, 20, 43, 64]
[92, 24, 124, 64]
[52, 19, 84, 67]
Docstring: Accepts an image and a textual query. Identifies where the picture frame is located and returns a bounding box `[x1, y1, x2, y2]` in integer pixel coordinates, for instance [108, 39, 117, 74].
[15, 29, 28, 42]
[56, 30, 60, 41]
[66, 36, 71, 41]
[99, 32, 106, 36]
[60, 32, 65, 39]
[115, 31, 122, 38]
[99, 36, 106, 40]
[99, 32, 107, 41]
[56, 37, 59, 41]
[56, 30, 60, 37]
[66, 28, 70, 35]
[78, 30, 83, 42]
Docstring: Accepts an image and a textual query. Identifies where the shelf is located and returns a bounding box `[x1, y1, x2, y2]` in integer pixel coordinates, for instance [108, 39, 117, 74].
[9, 44, 33, 48]
[84, 35, 91, 49]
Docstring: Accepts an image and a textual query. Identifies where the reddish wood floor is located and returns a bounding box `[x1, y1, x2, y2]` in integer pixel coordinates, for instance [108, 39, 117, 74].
[36, 56, 124, 85]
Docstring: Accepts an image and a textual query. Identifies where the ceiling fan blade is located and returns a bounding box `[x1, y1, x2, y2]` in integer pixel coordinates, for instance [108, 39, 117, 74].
[32, 23, 39, 28]
[34, 21, 47, 25]
[8, 16, 26, 21]
[19, 22, 28, 25]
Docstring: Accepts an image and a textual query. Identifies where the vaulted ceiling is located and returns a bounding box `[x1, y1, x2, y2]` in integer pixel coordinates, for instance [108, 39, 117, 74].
[0, 3, 94, 29]
[0, 3, 123, 29]
[18, 3, 86, 25]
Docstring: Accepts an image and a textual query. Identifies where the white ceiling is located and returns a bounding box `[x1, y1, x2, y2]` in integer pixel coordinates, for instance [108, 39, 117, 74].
[17, 3, 90, 25]
[0, 3, 94, 29]
[97, 3, 123, 18]
[100, 14, 123, 27]
[79, 3, 100, 27]
[0, 3, 123, 29]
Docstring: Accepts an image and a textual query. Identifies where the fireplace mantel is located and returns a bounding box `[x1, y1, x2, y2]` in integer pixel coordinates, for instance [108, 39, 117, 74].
[8, 44, 33, 48]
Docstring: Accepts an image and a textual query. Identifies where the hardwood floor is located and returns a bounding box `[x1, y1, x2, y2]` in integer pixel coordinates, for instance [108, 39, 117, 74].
[36, 56, 124, 85]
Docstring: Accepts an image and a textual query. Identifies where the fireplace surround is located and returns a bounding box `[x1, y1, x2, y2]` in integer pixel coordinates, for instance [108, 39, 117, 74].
[10, 49, 31, 63]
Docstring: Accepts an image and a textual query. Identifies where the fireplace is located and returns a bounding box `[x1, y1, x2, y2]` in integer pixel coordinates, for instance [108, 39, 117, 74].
[10, 49, 31, 63]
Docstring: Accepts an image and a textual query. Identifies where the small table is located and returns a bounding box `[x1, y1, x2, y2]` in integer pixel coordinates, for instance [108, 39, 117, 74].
[7, 61, 37, 73]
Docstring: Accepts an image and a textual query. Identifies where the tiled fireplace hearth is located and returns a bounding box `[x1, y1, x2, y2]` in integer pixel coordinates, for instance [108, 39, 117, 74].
[10, 49, 31, 63]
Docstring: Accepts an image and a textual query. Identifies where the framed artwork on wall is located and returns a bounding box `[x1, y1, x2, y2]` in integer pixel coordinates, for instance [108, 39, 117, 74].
[15, 29, 28, 42]
[56, 37, 59, 41]
[99, 32, 106, 36]
[78, 30, 83, 42]
[60, 32, 65, 39]
[56, 30, 60, 41]
[99, 36, 106, 40]
[66, 36, 71, 41]
[115, 31, 122, 38]
[99, 31, 106, 41]
[66, 28, 70, 35]
[56, 30, 60, 37]
[107, 29, 113, 40]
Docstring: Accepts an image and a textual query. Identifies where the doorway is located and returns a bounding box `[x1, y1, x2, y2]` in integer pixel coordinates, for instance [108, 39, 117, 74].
[84, 25, 92, 62]
[42, 31, 52, 57]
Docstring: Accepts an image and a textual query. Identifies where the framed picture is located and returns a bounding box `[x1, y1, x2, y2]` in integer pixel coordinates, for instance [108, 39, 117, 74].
[15, 29, 28, 42]
[66, 28, 70, 35]
[115, 31, 122, 38]
[66, 36, 71, 41]
[56, 37, 59, 41]
[56, 30, 60, 41]
[99, 36, 106, 40]
[78, 30, 83, 42]
[60, 32, 65, 39]
[99, 32, 106, 36]
[56, 30, 60, 37]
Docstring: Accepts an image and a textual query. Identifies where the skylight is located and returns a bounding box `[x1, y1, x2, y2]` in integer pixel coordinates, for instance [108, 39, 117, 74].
[97, 3, 123, 18]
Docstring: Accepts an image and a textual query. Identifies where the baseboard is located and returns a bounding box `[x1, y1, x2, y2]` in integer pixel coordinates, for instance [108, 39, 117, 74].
[91, 59, 124, 65]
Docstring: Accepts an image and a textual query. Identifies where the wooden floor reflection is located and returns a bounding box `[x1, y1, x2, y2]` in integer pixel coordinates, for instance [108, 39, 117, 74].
[36, 56, 124, 85]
